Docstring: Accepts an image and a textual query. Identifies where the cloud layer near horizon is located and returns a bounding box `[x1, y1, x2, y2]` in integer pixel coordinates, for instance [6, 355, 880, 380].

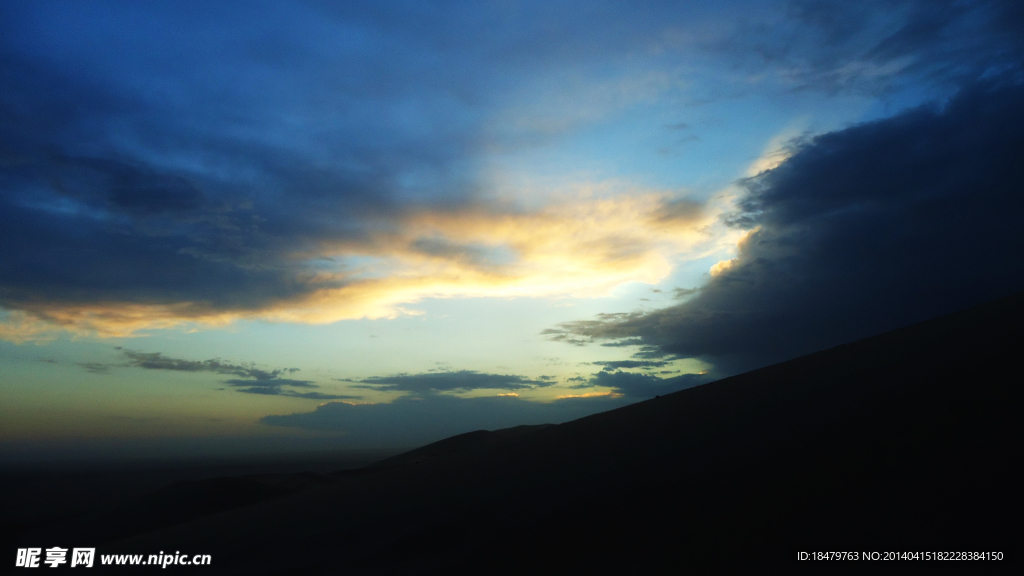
[91, 349, 358, 399]
[547, 78, 1024, 374]
[260, 393, 633, 447]
[352, 371, 551, 394]
[258, 363, 708, 445]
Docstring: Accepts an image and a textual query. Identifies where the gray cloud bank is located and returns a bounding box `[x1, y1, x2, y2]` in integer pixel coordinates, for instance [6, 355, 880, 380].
[117, 349, 356, 399]
[122, 350, 302, 382]
[352, 370, 551, 393]
[263, 367, 709, 446]
[118, 351, 590, 400]
[592, 360, 671, 370]
[261, 394, 632, 447]
[349, 367, 702, 398]
[548, 77, 1024, 375]
[571, 371, 708, 398]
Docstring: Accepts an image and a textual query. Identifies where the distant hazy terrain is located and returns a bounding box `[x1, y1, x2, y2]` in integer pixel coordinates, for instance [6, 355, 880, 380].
[0, 449, 399, 545]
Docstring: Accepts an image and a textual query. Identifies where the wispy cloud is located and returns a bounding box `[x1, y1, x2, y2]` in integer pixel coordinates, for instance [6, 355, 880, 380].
[354, 370, 552, 394]
[77, 362, 110, 374]
[89, 349, 358, 400]
[121, 350, 301, 382]
[592, 360, 671, 370]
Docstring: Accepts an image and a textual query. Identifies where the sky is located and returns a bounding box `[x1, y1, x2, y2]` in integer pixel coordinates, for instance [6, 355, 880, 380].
[2, 0, 1023, 462]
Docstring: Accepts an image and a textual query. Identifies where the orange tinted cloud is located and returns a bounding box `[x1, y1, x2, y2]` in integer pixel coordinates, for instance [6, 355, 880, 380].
[2, 189, 735, 341]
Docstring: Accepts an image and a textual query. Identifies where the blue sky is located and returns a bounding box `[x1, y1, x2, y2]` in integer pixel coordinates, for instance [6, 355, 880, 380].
[2, 0, 1022, 462]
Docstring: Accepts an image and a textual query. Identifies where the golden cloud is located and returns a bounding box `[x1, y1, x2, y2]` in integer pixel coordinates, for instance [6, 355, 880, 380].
[555, 390, 623, 400]
[2, 189, 739, 341]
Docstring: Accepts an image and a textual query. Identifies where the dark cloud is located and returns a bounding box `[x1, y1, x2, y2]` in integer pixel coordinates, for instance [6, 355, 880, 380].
[592, 360, 670, 370]
[261, 393, 630, 446]
[77, 362, 109, 374]
[232, 387, 358, 400]
[121, 350, 300, 381]
[0, 151, 319, 317]
[671, 287, 698, 299]
[587, 371, 708, 398]
[599, 338, 645, 348]
[537, 330, 593, 347]
[116, 349, 355, 398]
[224, 378, 315, 389]
[550, 78, 1024, 375]
[0, 2, 499, 325]
[227, 376, 358, 399]
[355, 370, 550, 394]
[725, 0, 1024, 95]
[0, 40, 327, 315]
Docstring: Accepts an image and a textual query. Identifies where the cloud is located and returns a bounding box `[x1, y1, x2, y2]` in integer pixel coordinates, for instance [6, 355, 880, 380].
[0, 1, 740, 342]
[3, 1, 1020, 343]
[547, 77, 1024, 375]
[112, 349, 358, 399]
[224, 378, 314, 388]
[0, 161, 724, 339]
[121, 350, 301, 382]
[574, 371, 709, 398]
[592, 360, 671, 370]
[671, 287, 698, 299]
[717, 0, 1024, 95]
[598, 338, 645, 348]
[354, 370, 551, 394]
[260, 393, 631, 447]
[539, 329, 594, 347]
[231, 387, 358, 400]
[77, 362, 110, 374]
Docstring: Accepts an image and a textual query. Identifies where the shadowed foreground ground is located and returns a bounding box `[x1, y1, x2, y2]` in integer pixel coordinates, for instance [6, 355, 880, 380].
[10, 294, 1019, 573]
